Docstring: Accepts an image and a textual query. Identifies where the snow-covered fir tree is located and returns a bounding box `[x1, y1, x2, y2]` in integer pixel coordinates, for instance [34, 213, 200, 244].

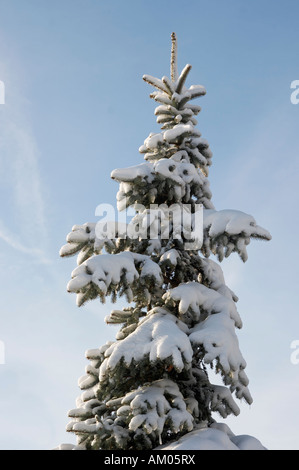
[58, 33, 271, 450]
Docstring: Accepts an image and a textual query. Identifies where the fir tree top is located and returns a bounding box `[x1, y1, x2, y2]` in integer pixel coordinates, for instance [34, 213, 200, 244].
[58, 33, 272, 451]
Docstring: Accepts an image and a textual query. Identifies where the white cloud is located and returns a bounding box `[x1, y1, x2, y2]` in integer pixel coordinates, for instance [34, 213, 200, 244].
[0, 75, 49, 263]
[0, 219, 50, 263]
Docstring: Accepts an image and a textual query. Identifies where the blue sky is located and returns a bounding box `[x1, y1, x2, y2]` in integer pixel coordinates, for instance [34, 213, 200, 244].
[0, 0, 298, 450]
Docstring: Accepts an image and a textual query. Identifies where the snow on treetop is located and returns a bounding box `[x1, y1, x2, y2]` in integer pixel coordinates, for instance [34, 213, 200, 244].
[143, 67, 206, 113]
[141, 46, 212, 178]
[163, 123, 201, 143]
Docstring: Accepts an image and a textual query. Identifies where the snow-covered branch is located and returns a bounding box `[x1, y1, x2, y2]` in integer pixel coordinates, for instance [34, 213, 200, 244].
[67, 251, 163, 306]
[109, 379, 193, 441]
[163, 281, 242, 328]
[112, 157, 213, 209]
[99, 308, 193, 380]
[189, 313, 252, 404]
[59, 221, 130, 264]
[202, 209, 272, 262]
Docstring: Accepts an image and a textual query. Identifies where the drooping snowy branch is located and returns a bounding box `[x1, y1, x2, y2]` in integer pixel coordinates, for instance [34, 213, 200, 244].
[67, 251, 163, 306]
[59, 221, 132, 264]
[210, 385, 241, 418]
[108, 379, 193, 441]
[200, 258, 238, 302]
[202, 209, 272, 262]
[163, 281, 242, 328]
[163, 281, 251, 403]
[60, 222, 98, 262]
[99, 308, 193, 381]
[189, 312, 252, 404]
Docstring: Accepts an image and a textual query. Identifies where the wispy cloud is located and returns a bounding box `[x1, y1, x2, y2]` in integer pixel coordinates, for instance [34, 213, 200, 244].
[0, 74, 50, 263]
[0, 219, 50, 264]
